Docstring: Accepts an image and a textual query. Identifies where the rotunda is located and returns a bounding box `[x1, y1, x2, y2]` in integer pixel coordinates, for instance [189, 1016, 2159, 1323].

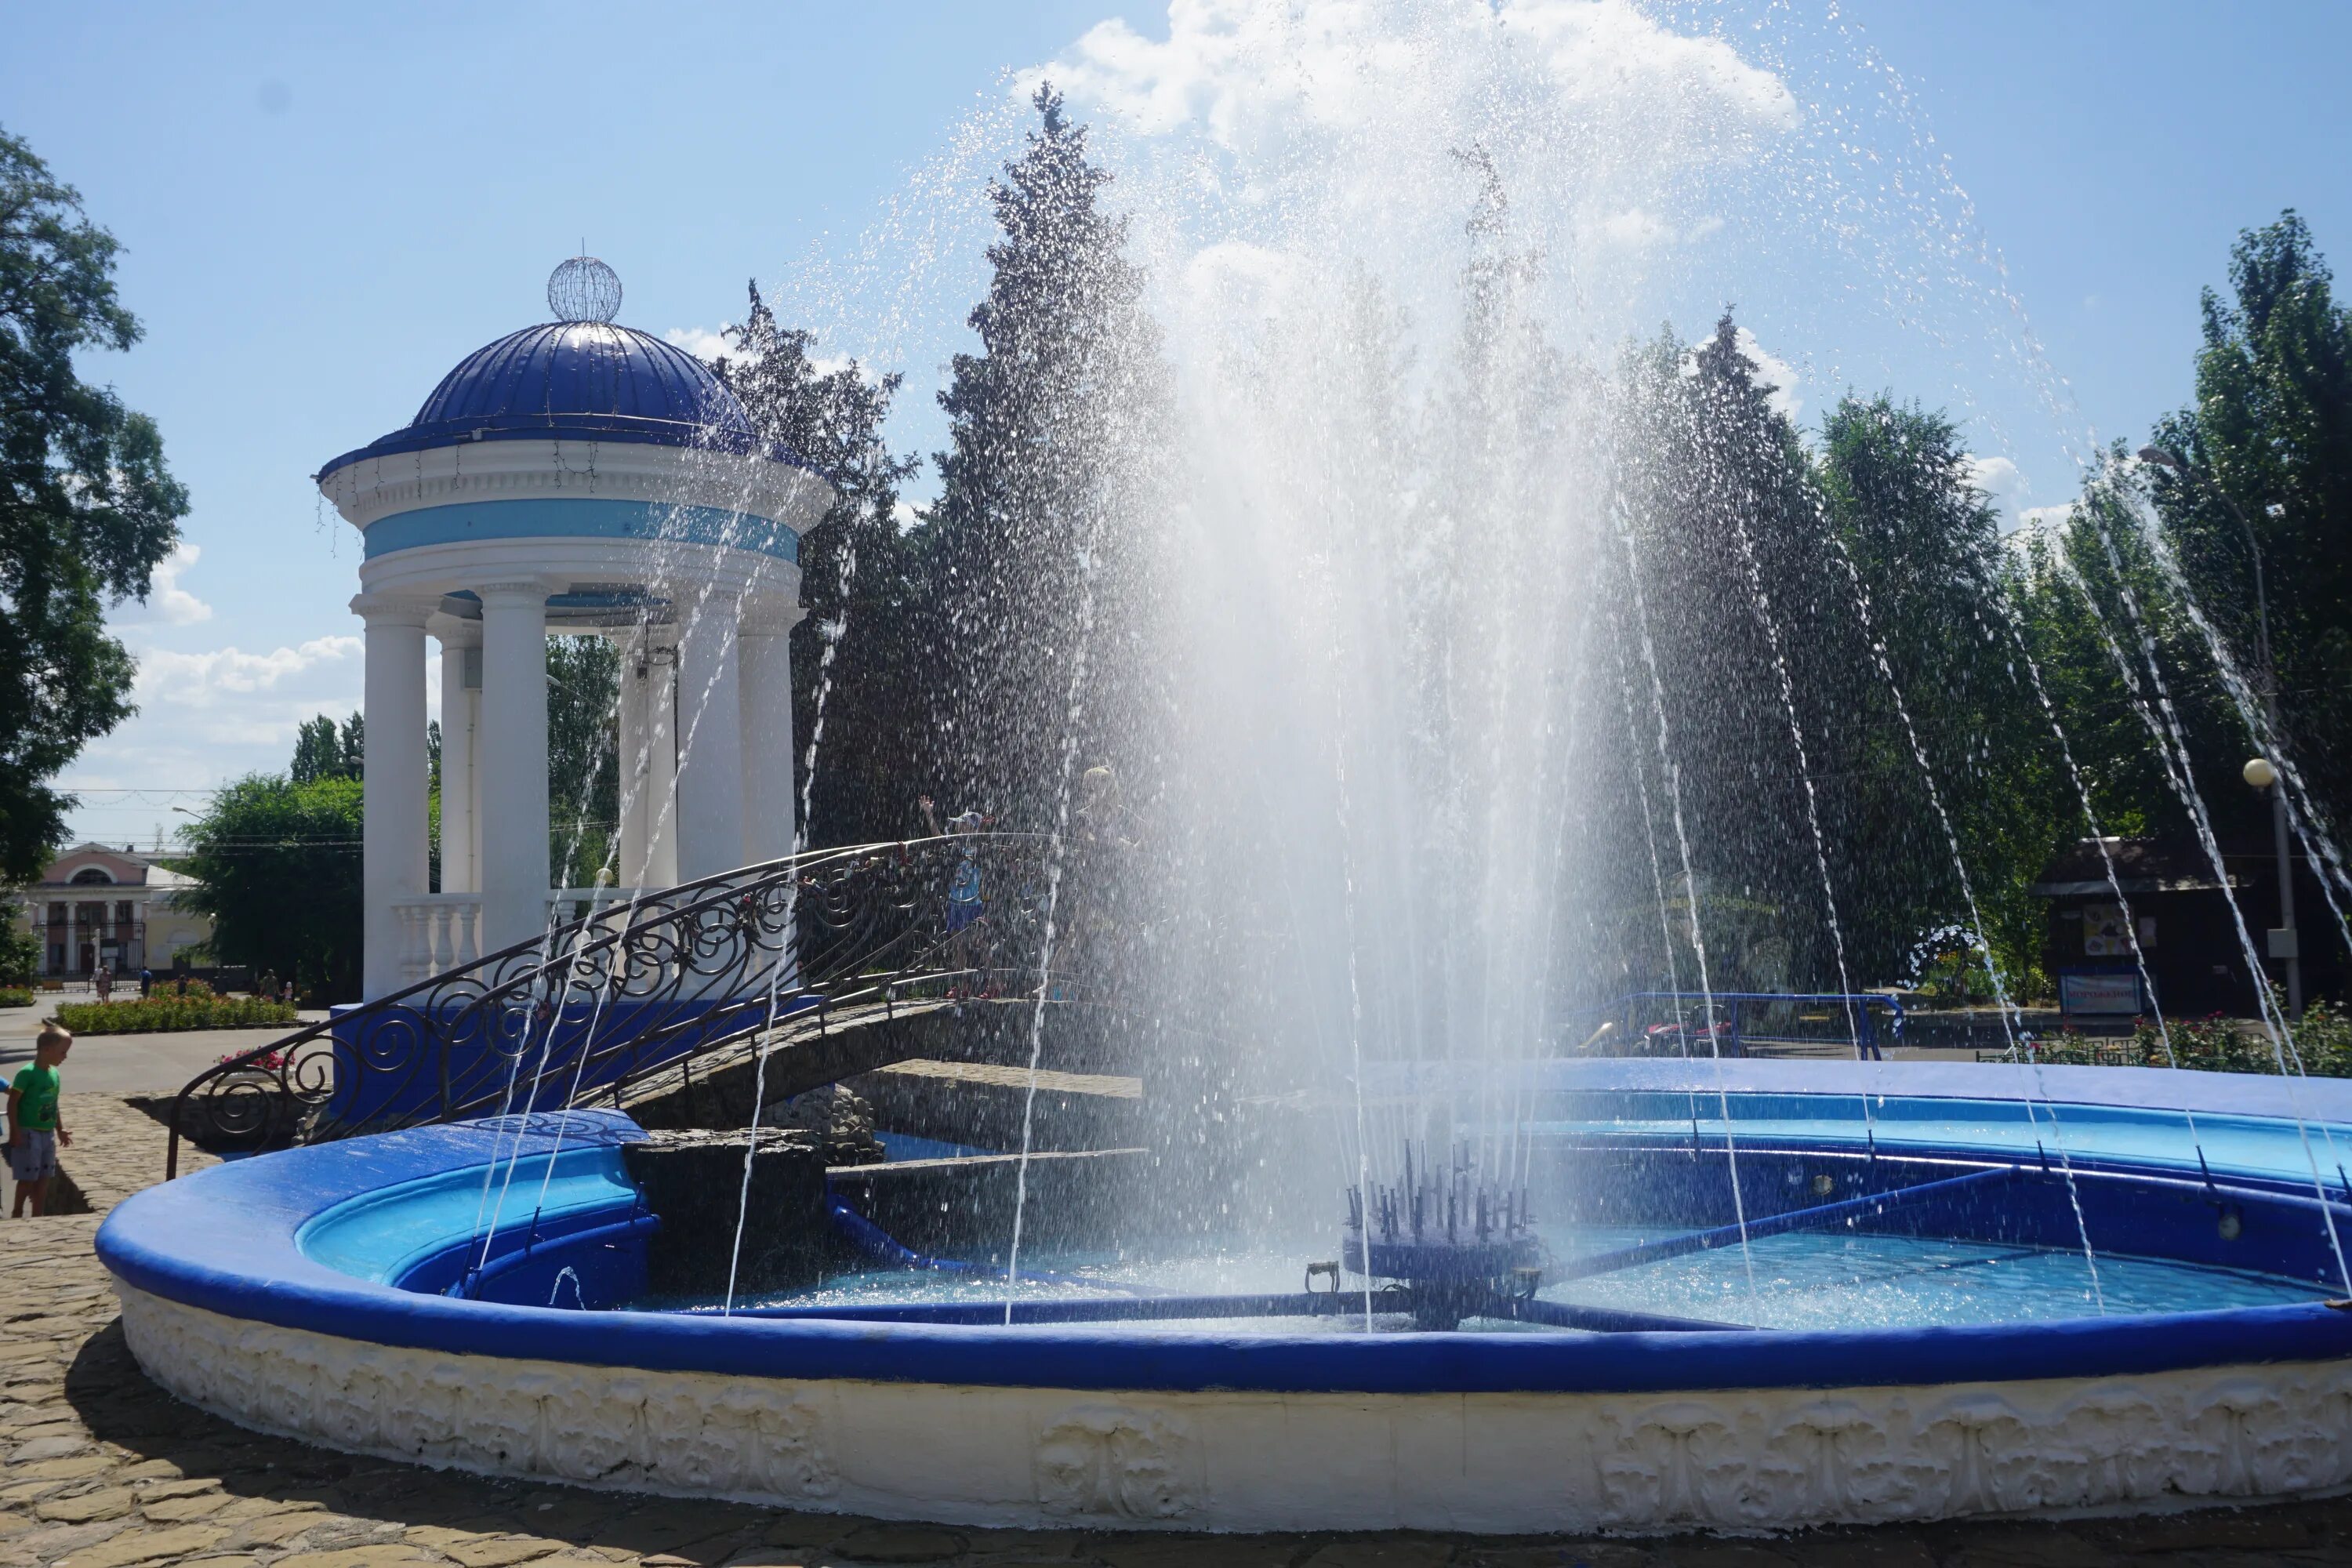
[318, 259, 829, 997]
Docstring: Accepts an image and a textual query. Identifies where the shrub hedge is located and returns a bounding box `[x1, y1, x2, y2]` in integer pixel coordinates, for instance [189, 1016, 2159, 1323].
[55, 996, 299, 1035]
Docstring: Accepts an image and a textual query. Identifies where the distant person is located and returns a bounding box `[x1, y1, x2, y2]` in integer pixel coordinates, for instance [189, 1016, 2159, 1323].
[919, 796, 990, 996]
[9, 1025, 73, 1218]
[139, 966, 152, 998]
[257, 968, 278, 1003]
[93, 964, 112, 1004]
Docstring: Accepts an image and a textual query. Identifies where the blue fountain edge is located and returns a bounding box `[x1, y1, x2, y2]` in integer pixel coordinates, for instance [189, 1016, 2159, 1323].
[96, 1086, 2352, 1398]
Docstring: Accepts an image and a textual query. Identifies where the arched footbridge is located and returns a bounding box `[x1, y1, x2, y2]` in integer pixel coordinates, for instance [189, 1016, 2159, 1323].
[164, 834, 1095, 1176]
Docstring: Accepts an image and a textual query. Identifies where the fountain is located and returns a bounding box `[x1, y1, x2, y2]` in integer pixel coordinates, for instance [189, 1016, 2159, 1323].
[98, 0, 2352, 1540]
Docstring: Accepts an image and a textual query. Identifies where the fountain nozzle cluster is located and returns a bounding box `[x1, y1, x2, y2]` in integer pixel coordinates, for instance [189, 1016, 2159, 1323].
[1342, 1142, 1543, 1329]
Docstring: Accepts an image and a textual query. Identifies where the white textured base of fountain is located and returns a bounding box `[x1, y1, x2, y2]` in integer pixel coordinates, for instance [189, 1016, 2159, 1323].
[116, 1280, 2352, 1534]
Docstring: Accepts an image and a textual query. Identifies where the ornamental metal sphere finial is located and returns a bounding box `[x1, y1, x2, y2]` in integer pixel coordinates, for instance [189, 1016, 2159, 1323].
[549, 255, 622, 324]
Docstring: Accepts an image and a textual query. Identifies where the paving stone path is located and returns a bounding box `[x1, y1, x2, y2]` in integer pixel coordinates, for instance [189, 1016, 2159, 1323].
[10, 1097, 2352, 1566]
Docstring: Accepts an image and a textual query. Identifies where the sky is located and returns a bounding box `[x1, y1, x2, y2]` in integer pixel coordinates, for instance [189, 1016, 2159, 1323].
[4, 0, 2347, 852]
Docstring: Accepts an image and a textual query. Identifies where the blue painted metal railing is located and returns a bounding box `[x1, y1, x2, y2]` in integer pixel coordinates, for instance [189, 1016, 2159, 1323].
[1570, 991, 1907, 1062]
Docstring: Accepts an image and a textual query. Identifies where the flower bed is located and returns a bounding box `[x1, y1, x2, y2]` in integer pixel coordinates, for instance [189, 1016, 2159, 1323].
[2023, 1000, 2352, 1076]
[0, 987, 33, 1009]
[56, 995, 298, 1035]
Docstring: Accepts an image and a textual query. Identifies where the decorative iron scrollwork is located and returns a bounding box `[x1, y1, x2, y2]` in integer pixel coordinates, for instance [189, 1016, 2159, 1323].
[166, 834, 1060, 1177]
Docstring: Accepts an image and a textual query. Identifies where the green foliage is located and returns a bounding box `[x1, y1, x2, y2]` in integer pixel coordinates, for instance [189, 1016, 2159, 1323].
[548, 634, 619, 885]
[0, 920, 38, 987]
[291, 712, 366, 784]
[1818, 394, 2067, 997]
[716, 285, 924, 848]
[0, 127, 188, 880]
[2026, 1001, 2352, 1076]
[56, 993, 296, 1034]
[1613, 315, 1858, 993]
[2147, 210, 2352, 833]
[926, 84, 1167, 829]
[0, 987, 31, 1009]
[174, 774, 364, 1003]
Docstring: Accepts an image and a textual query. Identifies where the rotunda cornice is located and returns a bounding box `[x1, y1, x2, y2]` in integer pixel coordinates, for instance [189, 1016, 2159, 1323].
[319, 437, 828, 537]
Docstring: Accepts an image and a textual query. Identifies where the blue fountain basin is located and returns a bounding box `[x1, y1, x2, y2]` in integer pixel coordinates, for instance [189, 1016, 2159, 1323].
[91, 1060, 2352, 1534]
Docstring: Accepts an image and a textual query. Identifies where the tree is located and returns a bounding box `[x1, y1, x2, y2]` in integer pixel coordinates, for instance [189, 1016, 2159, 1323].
[0, 128, 187, 879]
[289, 712, 366, 784]
[1612, 315, 1863, 992]
[2147, 211, 2352, 831]
[547, 634, 619, 885]
[713, 285, 924, 847]
[925, 84, 1167, 828]
[175, 775, 365, 1002]
[0, 920, 36, 987]
[1817, 394, 2060, 990]
[290, 715, 340, 784]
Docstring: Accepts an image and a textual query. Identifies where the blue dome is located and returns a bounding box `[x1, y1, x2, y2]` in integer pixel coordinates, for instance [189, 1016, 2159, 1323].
[321, 321, 782, 480]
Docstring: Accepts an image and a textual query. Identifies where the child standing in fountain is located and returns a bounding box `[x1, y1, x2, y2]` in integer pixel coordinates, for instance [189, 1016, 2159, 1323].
[8, 1025, 73, 1218]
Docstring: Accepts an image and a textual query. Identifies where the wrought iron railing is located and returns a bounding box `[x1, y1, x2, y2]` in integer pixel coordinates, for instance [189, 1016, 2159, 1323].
[1564, 991, 1907, 1062]
[165, 833, 1063, 1176]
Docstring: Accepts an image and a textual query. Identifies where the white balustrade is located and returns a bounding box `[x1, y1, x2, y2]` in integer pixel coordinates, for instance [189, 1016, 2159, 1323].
[386, 888, 692, 985]
[390, 894, 484, 987]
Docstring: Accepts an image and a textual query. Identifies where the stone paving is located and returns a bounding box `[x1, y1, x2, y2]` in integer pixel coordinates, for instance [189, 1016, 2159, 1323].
[13, 1098, 2352, 1566]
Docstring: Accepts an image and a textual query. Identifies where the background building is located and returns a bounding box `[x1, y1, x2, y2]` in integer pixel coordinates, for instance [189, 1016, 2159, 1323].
[12, 843, 211, 978]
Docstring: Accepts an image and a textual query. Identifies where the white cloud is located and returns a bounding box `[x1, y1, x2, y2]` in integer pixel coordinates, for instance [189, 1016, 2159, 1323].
[1033, 0, 1795, 157]
[672, 327, 864, 384]
[125, 635, 365, 751]
[61, 633, 368, 816]
[145, 541, 212, 625]
[1737, 328, 1802, 424]
[664, 326, 735, 364]
[1599, 209, 1673, 251]
[1965, 455, 2024, 506]
[136, 635, 361, 706]
[2018, 503, 2075, 531]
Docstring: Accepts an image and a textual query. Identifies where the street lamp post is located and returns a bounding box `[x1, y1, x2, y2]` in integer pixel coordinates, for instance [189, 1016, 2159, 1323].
[2138, 445, 2301, 1018]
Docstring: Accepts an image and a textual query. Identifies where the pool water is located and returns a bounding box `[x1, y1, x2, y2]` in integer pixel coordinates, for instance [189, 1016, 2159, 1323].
[1543, 1225, 2319, 1330]
[655, 1224, 2318, 1328]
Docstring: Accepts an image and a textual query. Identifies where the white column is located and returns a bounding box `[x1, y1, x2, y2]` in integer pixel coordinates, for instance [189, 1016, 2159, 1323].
[673, 612, 746, 881]
[738, 622, 797, 866]
[477, 583, 552, 953]
[617, 642, 652, 887]
[647, 651, 680, 887]
[356, 595, 431, 1000]
[432, 617, 480, 895]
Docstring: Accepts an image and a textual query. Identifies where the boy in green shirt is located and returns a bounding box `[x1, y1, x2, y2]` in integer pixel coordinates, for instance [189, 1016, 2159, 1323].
[9, 1024, 73, 1218]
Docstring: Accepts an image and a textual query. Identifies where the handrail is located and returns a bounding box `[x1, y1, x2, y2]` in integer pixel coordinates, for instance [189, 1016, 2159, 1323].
[165, 833, 1071, 1177]
[1570, 990, 1907, 1062]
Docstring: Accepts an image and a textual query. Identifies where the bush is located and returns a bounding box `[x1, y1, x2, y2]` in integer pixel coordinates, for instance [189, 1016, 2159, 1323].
[0, 926, 36, 988]
[147, 977, 214, 1000]
[2024, 1000, 2352, 1076]
[54, 996, 299, 1035]
[0, 987, 32, 1009]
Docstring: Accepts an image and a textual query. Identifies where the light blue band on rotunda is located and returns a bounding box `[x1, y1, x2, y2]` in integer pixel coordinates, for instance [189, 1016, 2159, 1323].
[362, 498, 798, 564]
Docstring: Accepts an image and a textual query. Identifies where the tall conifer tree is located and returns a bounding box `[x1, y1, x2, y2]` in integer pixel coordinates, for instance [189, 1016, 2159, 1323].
[926, 85, 1166, 829]
[716, 287, 924, 847]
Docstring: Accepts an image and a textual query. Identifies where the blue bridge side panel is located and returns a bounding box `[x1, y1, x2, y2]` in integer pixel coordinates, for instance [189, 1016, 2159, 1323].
[325, 993, 822, 1127]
